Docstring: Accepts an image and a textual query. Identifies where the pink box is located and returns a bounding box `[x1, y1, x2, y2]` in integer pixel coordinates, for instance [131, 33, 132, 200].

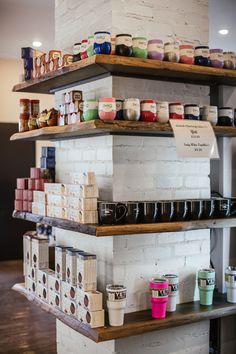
[30, 167, 41, 179]
[14, 200, 23, 211]
[28, 179, 36, 190]
[23, 190, 28, 201]
[28, 202, 32, 213]
[23, 201, 28, 212]
[35, 179, 45, 191]
[28, 190, 34, 202]
[17, 178, 29, 190]
[15, 189, 23, 201]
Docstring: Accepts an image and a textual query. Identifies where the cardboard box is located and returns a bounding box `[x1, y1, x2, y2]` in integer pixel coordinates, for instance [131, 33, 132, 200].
[36, 283, 48, 302]
[66, 197, 97, 211]
[44, 183, 66, 195]
[32, 202, 46, 216]
[14, 200, 23, 211]
[77, 253, 97, 291]
[26, 277, 37, 295]
[77, 290, 103, 311]
[15, 189, 23, 201]
[23, 234, 32, 275]
[30, 167, 41, 179]
[67, 209, 98, 224]
[64, 90, 83, 104]
[72, 172, 96, 186]
[17, 178, 29, 190]
[37, 268, 50, 287]
[28, 265, 37, 282]
[65, 184, 99, 198]
[47, 194, 67, 208]
[48, 289, 61, 309]
[66, 249, 83, 285]
[31, 237, 49, 269]
[61, 281, 77, 301]
[46, 205, 67, 219]
[77, 307, 104, 328]
[48, 271, 61, 294]
[33, 191, 47, 204]
[55, 246, 73, 280]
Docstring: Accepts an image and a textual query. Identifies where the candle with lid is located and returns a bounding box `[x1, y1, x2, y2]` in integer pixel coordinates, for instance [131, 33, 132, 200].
[210, 49, 224, 68]
[164, 42, 180, 62]
[194, 46, 210, 66]
[80, 40, 88, 60]
[123, 98, 140, 121]
[140, 100, 157, 122]
[201, 106, 218, 125]
[98, 97, 116, 121]
[73, 42, 81, 62]
[184, 104, 200, 120]
[83, 99, 98, 121]
[147, 39, 164, 60]
[169, 103, 184, 119]
[87, 36, 94, 57]
[116, 34, 133, 56]
[157, 101, 169, 123]
[179, 44, 194, 64]
[223, 51, 236, 70]
[115, 99, 124, 120]
[93, 31, 111, 54]
[218, 107, 234, 126]
[132, 37, 148, 58]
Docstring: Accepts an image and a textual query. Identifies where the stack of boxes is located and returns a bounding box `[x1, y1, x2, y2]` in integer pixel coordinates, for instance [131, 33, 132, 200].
[58, 90, 83, 126]
[23, 234, 104, 328]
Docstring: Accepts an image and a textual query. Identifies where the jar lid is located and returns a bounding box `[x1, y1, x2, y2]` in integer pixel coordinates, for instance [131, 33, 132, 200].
[19, 113, 30, 119]
[88, 35, 94, 38]
[148, 39, 163, 44]
[116, 98, 124, 102]
[82, 39, 88, 43]
[116, 34, 132, 37]
[141, 99, 156, 103]
[180, 44, 193, 48]
[99, 97, 116, 102]
[224, 51, 235, 55]
[169, 102, 182, 106]
[66, 248, 83, 255]
[20, 98, 30, 102]
[31, 99, 39, 103]
[210, 48, 223, 53]
[73, 42, 81, 45]
[195, 45, 209, 49]
[219, 107, 233, 110]
[184, 104, 199, 107]
[133, 36, 147, 40]
[94, 31, 110, 34]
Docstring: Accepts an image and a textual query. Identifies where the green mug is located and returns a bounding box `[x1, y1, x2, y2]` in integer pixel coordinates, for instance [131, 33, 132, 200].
[198, 268, 215, 305]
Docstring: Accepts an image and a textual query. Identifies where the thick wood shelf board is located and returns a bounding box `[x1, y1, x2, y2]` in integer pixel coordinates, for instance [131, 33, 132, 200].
[10, 121, 236, 142]
[12, 55, 236, 94]
[12, 210, 236, 237]
[13, 283, 236, 343]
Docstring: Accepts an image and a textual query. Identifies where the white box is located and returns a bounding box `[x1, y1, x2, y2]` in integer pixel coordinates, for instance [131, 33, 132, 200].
[36, 283, 48, 302]
[67, 209, 98, 224]
[72, 172, 96, 186]
[31, 237, 49, 269]
[77, 253, 97, 291]
[55, 246, 73, 280]
[32, 202, 46, 216]
[77, 307, 104, 328]
[44, 183, 66, 195]
[62, 297, 77, 318]
[28, 266, 37, 282]
[47, 194, 67, 208]
[66, 248, 83, 285]
[46, 205, 67, 219]
[26, 277, 37, 295]
[23, 234, 32, 275]
[66, 196, 97, 211]
[33, 191, 47, 204]
[61, 281, 77, 301]
[77, 290, 103, 311]
[65, 184, 99, 198]
[61, 294, 71, 314]
[48, 289, 61, 309]
[37, 268, 50, 287]
[48, 271, 61, 294]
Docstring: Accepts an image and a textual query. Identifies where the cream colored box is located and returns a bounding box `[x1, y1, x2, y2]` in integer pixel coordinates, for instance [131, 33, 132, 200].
[47, 194, 67, 208]
[65, 184, 99, 198]
[23, 234, 32, 275]
[71, 172, 96, 186]
[31, 237, 49, 269]
[28, 265, 37, 282]
[66, 248, 82, 285]
[77, 307, 104, 328]
[61, 281, 77, 301]
[77, 253, 97, 291]
[33, 191, 47, 204]
[77, 290, 103, 311]
[61, 297, 77, 317]
[66, 196, 97, 211]
[61, 293, 71, 314]
[36, 283, 48, 302]
[67, 209, 98, 224]
[48, 289, 61, 309]
[55, 246, 73, 280]
[32, 202, 46, 216]
[26, 277, 37, 294]
[44, 183, 66, 195]
[46, 205, 67, 219]
[37, 268, 50, 287]
[48, 271, 61, 294]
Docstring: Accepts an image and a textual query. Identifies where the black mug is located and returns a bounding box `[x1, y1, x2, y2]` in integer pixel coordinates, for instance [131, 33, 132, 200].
[229, 198, 236, 216]
[213, 198, 230, 218]
[98, 202, 127, 225]
[124, 202, 140, 224]
[157, 201, 174, 222]
[201, 199, 215, 219]
[139, 202, 158, 223]
[186, 200, 203, 220]
[173, 200, 188, 221]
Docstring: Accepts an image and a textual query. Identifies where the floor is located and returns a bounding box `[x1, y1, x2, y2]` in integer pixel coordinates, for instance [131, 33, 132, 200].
[0, 260, 56, 354]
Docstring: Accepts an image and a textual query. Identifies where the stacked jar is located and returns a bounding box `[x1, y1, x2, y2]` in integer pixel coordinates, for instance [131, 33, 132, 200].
[19, 99, 30, 132]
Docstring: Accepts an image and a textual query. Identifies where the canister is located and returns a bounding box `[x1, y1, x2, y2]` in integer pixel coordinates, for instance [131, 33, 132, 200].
[115, 34, 133, 56]
[201, 106, 218, 125]
[31, 100, 40, 116]
[115, 99, 124, 120]
[184, 104, 200, 120]
[98, 97, 116, 121]
[169, 103, 184, 119]
[210, 49, 224, 68]
[164, 42, 180, 62]
[94, 31, 111, 54]
[218, 107, 234, 126]
[20, 98, 30, 114]
[83, 99, 98, 121]
[157, 101, 169, 123]
[224, 51, 236, 70]
[87, 36, 94, 57]
[73, 42, 81, 62]
[147, 39, 164, 60]
[80, 40, 88, 60]
[110, 36, 116, 55]
[132, 37, 148, 58]
[19, 114, 29, 132]
[194, 46, 210, 66]
[123, 98, 140, 121]
[140, 100, 157, 122]
[179, 44, 194, 64]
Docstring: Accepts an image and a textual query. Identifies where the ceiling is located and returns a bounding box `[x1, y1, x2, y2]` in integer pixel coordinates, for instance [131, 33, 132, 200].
[0, 0, 235, 59]
[0, 0, 55, 59]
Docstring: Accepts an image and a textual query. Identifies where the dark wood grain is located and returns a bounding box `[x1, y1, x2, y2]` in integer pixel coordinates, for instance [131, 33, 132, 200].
[13, 283, 236, 343]
[12, 55, 236, 94]
[12, 210, 236, 237]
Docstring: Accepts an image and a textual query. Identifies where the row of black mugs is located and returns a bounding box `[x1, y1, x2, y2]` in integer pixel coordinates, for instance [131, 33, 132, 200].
[98, 198, 236, 225]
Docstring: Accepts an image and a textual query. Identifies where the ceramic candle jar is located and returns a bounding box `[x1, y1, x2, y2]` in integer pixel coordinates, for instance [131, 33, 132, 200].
[83, 99, 98, 121]
[169, 103, 184, 119]
[111, 36, 116, 55]
[87, 36, 94, 57]
[179, 44, 194, 64]
[210, 49, 224, 68]
[224, 51, 236, 69]
[94, 31, 111, 54]
[98, 97, 116, 121]
[140, 100, 157, 122]
[147, 39, 164, 60]
[184, 104, 200, 120]
[201, 106, 218, 125]
[218, 107, 234, 126]
[115, 34, 133, 56]
[157, 102, 169, 123]
[80, 40, 88, 60]
[73, 42, 81, 62]
[115, 99, 124, 120]
[164, 42, 180, 62]
[123, 98, 140, 121]
[194, 46, 210, 66]
[132, 37, 148, 58]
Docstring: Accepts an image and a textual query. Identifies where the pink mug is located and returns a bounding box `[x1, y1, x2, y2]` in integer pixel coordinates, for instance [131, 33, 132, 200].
[99, 97, 116, 121]
[149, 278, 169, 319]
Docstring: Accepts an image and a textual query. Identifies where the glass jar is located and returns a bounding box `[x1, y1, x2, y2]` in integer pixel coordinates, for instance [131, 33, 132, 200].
[30, 100, 40, 116]
[20, 98, 30, 114]
[19, 114, 29, 132]
[218, 107, 234, 126]
[116, 99, 124, 120]
[98, 97, 116, 121]
[93, 31, 111, 55]
[115, 34, 133, 56]
[87, 36, 94, 57]
[132, 37, 148, 58]
[28, 116, 38, 130]
[147, 39, 164, 60]
[73, 42, 81, 62]
[157, 102, 169, 123]
[224, 51, 236, 70]
[140, 100, 157, 122]
[179, 44, 194, 65]
[169, 103, 184, 119]
[80, 39, 88, 60]
[110, 36, 116, 55]
[184, 104, 200, 120]
[123, 98, 140, 121]
[83, 99, 98, 121]
[210, 49, 224, 68]
[164, 42, 180, 63]
[201, 106, 218, 126]
[194, 46, 210, 66]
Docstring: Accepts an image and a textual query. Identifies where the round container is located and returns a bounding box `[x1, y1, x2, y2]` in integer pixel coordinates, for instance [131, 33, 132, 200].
[179, 44, 194, 64]
[115, 34, 132, 56]
[224, 51, 236, 70]
[94, 31, 111, 54]
[106, 285, 127, 326]
[157, 101, 169, 123]
[194, 46, 210, 66]
[28, 116, 38, 130]
[83, 99, 98, 121]
[98, 97, 116, 121]
[149, 278, 169, 319]
[164, 42, 180, 62]
[225, 266, 236, 303]
[162, 274, 179, 312]
[147, 39, 164, 60]
[115, 99, 124, 120]
[19, 113, 29, 132]
[140, 99, 157, 122]
[30, 99, 40, 116]
[169, 102, 184, 119]
[184, 104, 200, 120]
[87, 36, 94, 57]
[198, 268, 215, 306]
[111, 36, 116, 55]
[218, 107, 233, 126]
[73, 42, 81, 62]
[123, 98, 140, 121]
[201, 106, 218, 125]
[132, 37, 148, 58]
[20, 98, 30, 114]
[210, 49, 224, 68]
[80, 39, 88, 60]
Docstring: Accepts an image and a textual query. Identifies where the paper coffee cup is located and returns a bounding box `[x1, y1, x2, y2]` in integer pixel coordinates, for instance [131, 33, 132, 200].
[106, 284, 126, 326]
[162, 274, 179, 312]
[150, 278, 168, 318]
[198, 268, 215, 306]
[225, 266, 236, 303]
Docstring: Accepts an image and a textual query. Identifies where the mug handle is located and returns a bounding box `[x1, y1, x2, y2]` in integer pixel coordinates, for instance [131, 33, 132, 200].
[116, 203, 128, 222]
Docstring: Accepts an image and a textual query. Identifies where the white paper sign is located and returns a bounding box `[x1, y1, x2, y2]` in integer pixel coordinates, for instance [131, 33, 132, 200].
[170, 119, 219, 158]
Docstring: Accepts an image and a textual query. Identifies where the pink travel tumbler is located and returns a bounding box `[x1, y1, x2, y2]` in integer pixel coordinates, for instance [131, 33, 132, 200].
[150, 278, 169, 319]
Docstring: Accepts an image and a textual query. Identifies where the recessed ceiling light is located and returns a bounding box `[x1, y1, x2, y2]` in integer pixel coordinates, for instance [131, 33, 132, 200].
[32, 41, 42, 48]
[218, 29, 229, 35]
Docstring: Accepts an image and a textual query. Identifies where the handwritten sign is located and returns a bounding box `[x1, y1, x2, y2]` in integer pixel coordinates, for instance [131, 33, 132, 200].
[170, 119, 219, 158]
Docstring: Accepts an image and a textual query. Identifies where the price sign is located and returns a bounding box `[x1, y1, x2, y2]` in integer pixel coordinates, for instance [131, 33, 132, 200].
[170, 119, 219, 158]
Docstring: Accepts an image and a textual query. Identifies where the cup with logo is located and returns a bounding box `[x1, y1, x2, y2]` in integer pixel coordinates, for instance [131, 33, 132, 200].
[225, 266, 236, 303]
[106, 284, 127, 326]
[198, 268, 215, 305]
[149, 278, 169, 318]
[162, 274, 179, 312]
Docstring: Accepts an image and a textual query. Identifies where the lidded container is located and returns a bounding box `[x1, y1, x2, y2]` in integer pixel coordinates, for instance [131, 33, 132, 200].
[31, 100, 40, 116]
[218, 107, 234, 126]
[115, 34, 133, 56]
[98, 97, 116, 121]
[83, 99, 98, 121]
[194, 46, 210, 66]
[164, 42, 180, 62]
[115, 99, 124, 120]
[93, 31, 111, 54]
[157, 101, 169, 123]
[20, 98, 30, 114]
[80, 39, 88, 60]
[73, 42, 81, 62]
[169, 102, 184, 119]
[111, 36, 116, 55]
[147, 39, 164, 60]
[210, 49, 224, 68]
[179, 44, 194, 64]
[87, 36, 94, 57]
[132, 37, 148, 58]
[140, 100, 157, 122]
[201, 106, 218, 126]
[184, 104, 200, 120]
[123, 98, 140, 121]
[224, 51, 236, 70]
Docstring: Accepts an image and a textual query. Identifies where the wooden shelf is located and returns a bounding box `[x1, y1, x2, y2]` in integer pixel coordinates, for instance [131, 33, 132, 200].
[12, 210, 236, 237]
[10, 120, 236, 142]
[12, 55, 236, 94]
[13, 283, 236, 343]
